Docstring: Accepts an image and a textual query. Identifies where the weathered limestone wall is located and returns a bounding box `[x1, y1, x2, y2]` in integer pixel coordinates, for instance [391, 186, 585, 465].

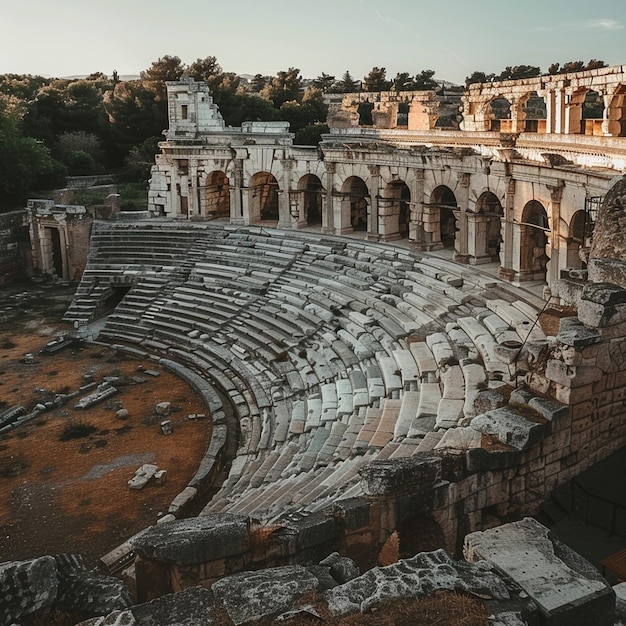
[0, 210, 29, 285]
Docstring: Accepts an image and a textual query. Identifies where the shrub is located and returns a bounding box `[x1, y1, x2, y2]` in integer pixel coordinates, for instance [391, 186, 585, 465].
[59, 419, 96, 441]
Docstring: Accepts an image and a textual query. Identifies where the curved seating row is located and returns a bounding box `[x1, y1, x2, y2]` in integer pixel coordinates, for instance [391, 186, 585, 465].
[67, 221, 549, 523]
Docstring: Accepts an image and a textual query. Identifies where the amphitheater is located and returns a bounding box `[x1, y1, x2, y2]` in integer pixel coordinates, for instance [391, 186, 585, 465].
[5, 65, 626, 624]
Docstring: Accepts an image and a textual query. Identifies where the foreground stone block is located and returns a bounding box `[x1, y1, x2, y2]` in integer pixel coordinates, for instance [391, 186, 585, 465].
[78, 587, 216, 625]
[212, 565, 318, 625]
[324, 548, 510, 616]
[131, 513, 250, 566]
[464, 517, 615, 626]
[0, 556, 58, 625]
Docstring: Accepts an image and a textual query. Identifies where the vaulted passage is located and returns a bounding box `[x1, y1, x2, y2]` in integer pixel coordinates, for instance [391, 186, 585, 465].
[430, 186, 458, 249]
[342, 176, 369, 232]
[205, 171, 230, 218]
[521, 200, 549, 281]
[249, 172, 279, 222]
[298, 174, 323, 226]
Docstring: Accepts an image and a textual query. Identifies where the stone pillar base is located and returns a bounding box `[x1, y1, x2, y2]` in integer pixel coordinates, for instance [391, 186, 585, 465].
[469, 254, 494, 266]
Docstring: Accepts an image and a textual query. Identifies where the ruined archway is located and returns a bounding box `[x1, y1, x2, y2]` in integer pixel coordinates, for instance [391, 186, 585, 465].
[521, 91, 547, 133]
[342, 176, 369, 232]
[249, 171, 279, 222]
[567, 210, 590, 268]
[430, 186, 457, 249]
[475, 191, 503, 262]
[489, 97, 512, 132]
[298, 174, 323, 226]
[204, 171, 230, 219]
[583, 89, 604, 136]
[520, 200, 549, 281]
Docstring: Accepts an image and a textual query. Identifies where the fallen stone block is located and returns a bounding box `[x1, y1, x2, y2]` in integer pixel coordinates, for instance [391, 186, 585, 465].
[464, 517, 615, 626]
[324, 548, 510, 616]
[0, 556, 58, 625]
[212, 565, 318, 625]
[155, 401, 171, 416]
[128, 464, 159, 490]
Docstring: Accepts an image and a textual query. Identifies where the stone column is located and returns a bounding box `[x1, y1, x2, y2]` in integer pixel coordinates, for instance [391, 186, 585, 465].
[547, 181, 565, 294]
[367, 164, 380, 241]
[564, 91, 582, 135]
[551, 89, 567, 134]
[323, 162, 336, 234]
[229, 158, 245, 225]
[410, 170, 430, 250]
[188, 160, 199, 217]
[278, 159, 294, 230]
[499, 176, 516, 282]
[454, 173, 470, 264]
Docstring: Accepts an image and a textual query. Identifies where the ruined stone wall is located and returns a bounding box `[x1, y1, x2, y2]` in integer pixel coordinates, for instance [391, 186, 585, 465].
[0, 210, 30, 285]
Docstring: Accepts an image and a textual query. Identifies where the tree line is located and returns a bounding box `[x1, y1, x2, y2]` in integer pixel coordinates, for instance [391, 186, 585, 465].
[0, 56, 608, 211]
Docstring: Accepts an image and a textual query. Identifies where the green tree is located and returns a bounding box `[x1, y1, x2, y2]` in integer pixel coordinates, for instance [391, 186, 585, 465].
[140, 55, 185, 101]
[332, 71, 359, 93]
[125, 136, 162, 181]
[295, 123, 329, 146]
[261, 68, 302, 108]
[0, 73, 51, 100]
[103, 80, 167, 159]
[187, 56, 222, 83]
[250, 74, 269, 93]
[312, 73, 336, 93]
[465, 71, 496, 86]
[392, 72, 413, 91]
[220, 94, 278, 127]
[413, 69, 439, 90]
[0, 95, 65, 209]
[363, 67, 392, 92]
[496, 65, 541, 81]
[302, 87, 328, 121]
[54, 131, 104, 171]
[549, 59, 607, 74]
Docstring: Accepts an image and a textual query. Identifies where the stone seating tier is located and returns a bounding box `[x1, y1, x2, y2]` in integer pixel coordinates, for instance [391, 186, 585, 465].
[68, 222, 557, 521]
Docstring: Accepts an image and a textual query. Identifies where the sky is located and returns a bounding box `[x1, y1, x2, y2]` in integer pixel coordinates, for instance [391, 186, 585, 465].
[1, 0, 626, 85]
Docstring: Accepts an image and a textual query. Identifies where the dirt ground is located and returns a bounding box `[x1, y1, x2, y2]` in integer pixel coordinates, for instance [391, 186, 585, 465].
[0, 283, 212, 569]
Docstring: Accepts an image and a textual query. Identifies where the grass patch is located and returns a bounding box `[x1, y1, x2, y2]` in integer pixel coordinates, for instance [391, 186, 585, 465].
[59, 419, 97, 441]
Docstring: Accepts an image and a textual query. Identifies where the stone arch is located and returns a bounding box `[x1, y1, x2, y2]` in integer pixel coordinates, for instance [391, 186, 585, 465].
[342, 176, 369, 232]
[489, 96, 512, 132]
[521, 91, 547, 133]
[520, 200, 549, 281]
[582, 89, 604, 136]
[607, 84, 626, 137]
[297, 174, 323, 226]
[430, 185, 458, 249]
[474, 191, 504, 263]
[382, 179, 411, 240]
[249, 171, 279, 222]
[377, 515, 446, 566]
[204, 170, 230, 219]
[567, 210, 590, 268]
